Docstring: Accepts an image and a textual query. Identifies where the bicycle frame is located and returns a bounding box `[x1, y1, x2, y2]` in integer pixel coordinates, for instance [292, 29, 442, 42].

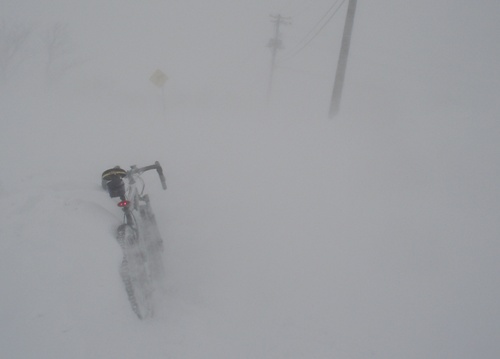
[114, 162, 167, 229]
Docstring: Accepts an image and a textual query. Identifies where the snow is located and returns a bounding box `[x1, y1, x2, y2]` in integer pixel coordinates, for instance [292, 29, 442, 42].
[1, 0, 500, 358]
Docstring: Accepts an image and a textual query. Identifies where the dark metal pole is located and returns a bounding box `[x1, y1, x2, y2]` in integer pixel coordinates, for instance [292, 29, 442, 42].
[267, 15, 281, 102]
[266, 14, 290, 104]
[329, 0, 357, 118]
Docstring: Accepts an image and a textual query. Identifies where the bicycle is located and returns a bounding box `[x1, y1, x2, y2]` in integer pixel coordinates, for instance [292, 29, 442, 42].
[101, 161, 167, 319]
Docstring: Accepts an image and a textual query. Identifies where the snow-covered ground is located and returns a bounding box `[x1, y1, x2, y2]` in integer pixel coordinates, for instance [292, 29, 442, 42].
[1, 1, 499, 358]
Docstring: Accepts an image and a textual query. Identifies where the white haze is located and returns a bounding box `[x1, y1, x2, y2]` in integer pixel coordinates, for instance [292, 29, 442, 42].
[1, 0, 499, 358]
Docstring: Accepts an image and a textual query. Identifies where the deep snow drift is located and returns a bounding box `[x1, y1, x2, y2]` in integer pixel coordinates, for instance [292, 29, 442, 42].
[1, 1, 500, 358]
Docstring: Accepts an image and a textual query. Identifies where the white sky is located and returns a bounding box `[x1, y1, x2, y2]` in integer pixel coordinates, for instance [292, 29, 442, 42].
[1, 1, 499, 358]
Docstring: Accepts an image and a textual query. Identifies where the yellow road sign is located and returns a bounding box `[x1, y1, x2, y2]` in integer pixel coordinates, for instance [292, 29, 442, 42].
[150, 69, 168, 88]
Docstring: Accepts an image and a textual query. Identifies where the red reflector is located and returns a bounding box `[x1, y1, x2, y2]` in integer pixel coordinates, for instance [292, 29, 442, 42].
[118, 200, 130, 208]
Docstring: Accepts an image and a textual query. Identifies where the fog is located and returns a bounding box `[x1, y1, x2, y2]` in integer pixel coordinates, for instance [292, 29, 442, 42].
[1, 1, 499, 358]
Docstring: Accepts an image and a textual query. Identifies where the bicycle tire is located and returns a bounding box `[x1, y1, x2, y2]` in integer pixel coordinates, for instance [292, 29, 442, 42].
[117, 224, 154, 319]
[138, 197, 165, 284]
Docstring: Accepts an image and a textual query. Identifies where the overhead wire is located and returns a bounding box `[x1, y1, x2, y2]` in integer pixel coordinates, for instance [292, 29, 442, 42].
[278, 0, 347, 64]
[295, 0, 343, 44]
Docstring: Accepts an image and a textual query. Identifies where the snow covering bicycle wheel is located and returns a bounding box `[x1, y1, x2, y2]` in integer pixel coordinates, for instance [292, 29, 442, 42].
[117, 224, 154, 319]
[138, 197, 166, 285]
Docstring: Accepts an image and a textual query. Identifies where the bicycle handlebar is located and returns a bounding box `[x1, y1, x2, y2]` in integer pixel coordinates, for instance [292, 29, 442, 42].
[154, 161, 168, 190]
[129, 161, 167, 190]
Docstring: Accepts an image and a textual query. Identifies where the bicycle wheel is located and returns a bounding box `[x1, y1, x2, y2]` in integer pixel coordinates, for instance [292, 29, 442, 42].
[138, 196, 165, 284]
[117, 224, 154, 319]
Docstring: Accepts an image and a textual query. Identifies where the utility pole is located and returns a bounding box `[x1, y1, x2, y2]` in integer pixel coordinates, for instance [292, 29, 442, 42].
[328, 0, 357, 118]
[267, 14, 290, 103]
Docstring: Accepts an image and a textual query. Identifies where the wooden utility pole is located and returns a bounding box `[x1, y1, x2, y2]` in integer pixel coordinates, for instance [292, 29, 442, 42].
[267, 14, 290, 103]
[328, 0, 357, 118]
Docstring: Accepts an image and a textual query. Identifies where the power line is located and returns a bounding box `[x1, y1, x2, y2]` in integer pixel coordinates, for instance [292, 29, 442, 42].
[297, 0, 343, 44]
[282, 0, 346, 62]
[279, 0, 347, 63]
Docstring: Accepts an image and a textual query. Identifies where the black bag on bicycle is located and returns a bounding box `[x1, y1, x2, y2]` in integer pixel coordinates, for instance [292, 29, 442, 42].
[102, 167, 127, 199]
